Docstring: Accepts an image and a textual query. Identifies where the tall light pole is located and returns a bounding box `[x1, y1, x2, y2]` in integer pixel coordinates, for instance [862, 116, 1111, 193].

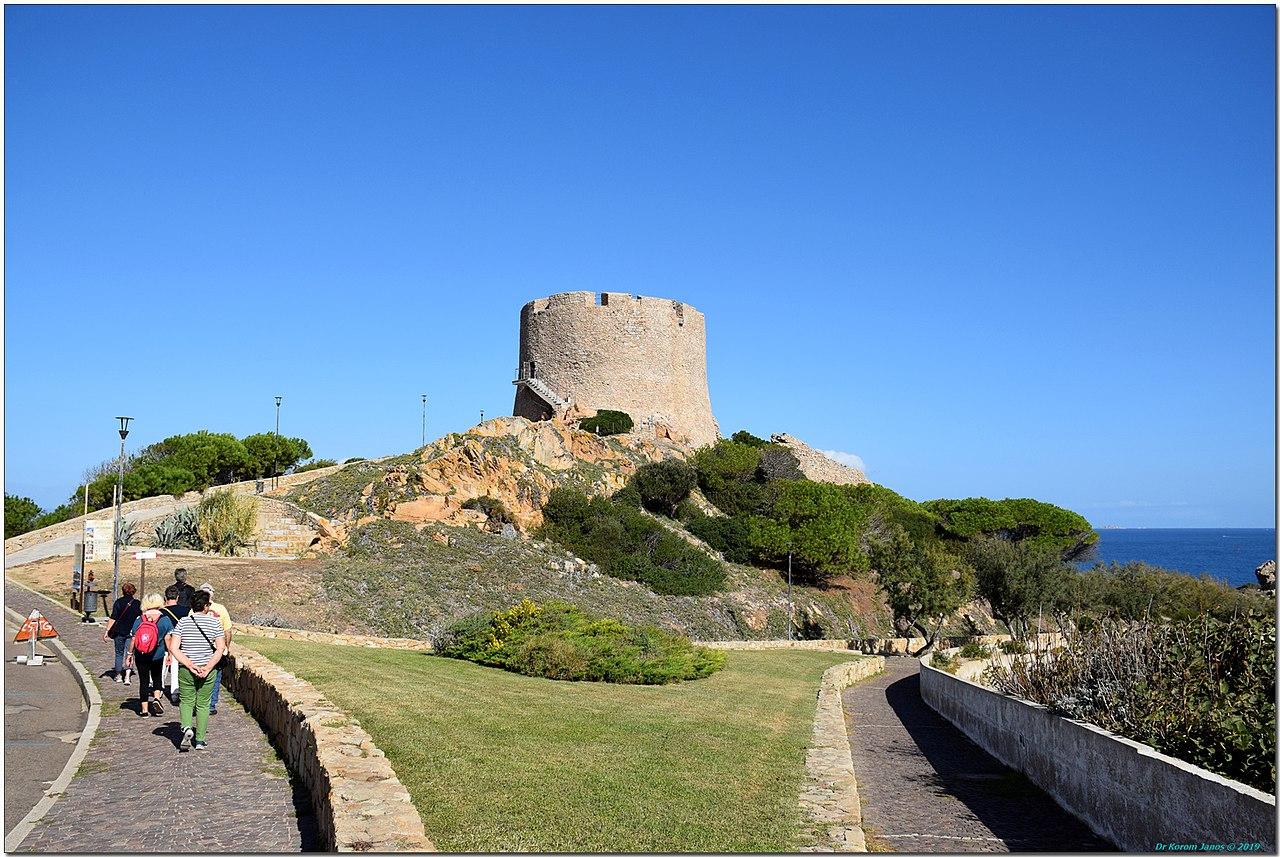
[274, 396, 282, 489]
[421, 394, 427, 448]
[479, 409, 485, 424]
[111, 416, 132, 604]
[787, 550, 794, 641]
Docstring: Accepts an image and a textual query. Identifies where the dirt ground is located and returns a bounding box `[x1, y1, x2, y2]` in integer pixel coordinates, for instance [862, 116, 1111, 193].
[6, 553, 350, 632]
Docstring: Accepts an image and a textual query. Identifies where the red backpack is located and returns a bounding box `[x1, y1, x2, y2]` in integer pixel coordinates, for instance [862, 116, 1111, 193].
[135, 613, 160, 656]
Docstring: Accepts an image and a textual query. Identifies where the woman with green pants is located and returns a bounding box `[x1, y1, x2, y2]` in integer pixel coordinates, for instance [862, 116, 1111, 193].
[164, 589, 225, 751]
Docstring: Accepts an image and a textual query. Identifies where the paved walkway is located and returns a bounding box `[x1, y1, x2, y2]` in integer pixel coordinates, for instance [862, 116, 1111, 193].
[4, 615, 85, 836]
[843, 656, 1112, 852]
[5, 581, 317, 852]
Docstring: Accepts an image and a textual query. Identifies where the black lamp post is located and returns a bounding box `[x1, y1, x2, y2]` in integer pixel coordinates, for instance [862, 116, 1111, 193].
[111, 416, 132, 604]
[274, 396, 282, 489]
[421, 394, 427, 448]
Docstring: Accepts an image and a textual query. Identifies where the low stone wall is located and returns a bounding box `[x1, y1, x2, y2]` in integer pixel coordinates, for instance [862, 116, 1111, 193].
[800, 657, 885, 852]
[702, 639, 856, 651]
[226, 645, 434, 852]
[919, 654, 1276, 851]
[236, 624, 433, 651]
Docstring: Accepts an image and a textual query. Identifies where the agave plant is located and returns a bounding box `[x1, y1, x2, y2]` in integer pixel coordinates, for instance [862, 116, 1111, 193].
[115, 517, 137, 547]
[151, 506, 200, 550]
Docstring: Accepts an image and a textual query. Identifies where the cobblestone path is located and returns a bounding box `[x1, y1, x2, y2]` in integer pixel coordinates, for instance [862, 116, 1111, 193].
[843, 656, 1112, 852]
[6, 581, 317, 852]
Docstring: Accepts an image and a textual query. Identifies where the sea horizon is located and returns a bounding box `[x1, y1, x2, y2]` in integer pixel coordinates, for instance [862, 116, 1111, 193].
[1080, 527, 1276, 588]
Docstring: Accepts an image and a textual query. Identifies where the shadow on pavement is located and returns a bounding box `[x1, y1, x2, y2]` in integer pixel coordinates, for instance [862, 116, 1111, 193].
[882, 669, 1113, 851]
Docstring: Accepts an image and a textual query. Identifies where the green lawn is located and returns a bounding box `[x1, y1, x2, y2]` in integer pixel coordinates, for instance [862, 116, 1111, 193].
[247, 638, 861, 852]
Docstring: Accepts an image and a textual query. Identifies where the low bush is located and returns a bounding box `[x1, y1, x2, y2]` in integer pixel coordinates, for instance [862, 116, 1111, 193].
[683, 511, 754, 563]
[435, 599, 727, 684]
[539, 488, 725, 596]
[930, 650, 957, 672]
[578, 409, 633, 436]
[462, 495, 514, 525]
[986, 614, 1275, 793]
[958, 640, 990, 660]
[194, 490, 258, 556]
[998, 639, 1028, 655]
[343, 457, 366, 464]
[631, 459, 697, 517]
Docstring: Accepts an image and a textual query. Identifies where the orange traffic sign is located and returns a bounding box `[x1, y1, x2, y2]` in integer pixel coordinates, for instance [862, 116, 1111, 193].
[13, 609, 58, 642]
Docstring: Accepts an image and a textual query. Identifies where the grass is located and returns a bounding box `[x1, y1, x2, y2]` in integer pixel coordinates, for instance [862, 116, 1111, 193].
[247, 636, 861, 852]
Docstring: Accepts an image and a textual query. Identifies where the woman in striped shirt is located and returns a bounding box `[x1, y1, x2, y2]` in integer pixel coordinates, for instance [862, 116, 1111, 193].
[165, 589, 225, 751]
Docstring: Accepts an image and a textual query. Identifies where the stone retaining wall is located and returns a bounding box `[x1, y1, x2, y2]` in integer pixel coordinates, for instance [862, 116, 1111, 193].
[919, 653, 1276, 851]
[225, 645, 434, 852]
[236, 624, 433, 651]
[800, 657, 885, 852]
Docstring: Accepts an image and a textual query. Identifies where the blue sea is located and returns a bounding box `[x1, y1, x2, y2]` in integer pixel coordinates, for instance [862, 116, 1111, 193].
[1080, 529, 1277, 588]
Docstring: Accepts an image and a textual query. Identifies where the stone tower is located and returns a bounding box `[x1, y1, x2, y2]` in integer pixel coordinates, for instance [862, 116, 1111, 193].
[512, 291, 719, 448]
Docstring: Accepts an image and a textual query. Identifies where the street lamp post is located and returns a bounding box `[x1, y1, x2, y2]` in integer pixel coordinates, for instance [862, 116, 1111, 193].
[111, 416, 132, 604]
[274, 396, 282, 489]
[787, 551, 794, 641]
[421, 394, 427, 448]
[479, 409, 485, 424]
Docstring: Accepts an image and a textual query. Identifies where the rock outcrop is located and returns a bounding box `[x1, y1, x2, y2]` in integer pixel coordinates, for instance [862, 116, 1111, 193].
[1256, 560, 1276, 592]
[770, 434, 870, 486]
[291, 417, 690, 534]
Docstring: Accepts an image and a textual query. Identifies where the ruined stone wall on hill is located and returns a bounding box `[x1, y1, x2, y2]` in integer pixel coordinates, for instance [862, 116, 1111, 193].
[513, 291, 720, 448]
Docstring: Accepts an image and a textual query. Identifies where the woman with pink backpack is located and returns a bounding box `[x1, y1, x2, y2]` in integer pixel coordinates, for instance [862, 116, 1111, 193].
[127, 593, 178, 717]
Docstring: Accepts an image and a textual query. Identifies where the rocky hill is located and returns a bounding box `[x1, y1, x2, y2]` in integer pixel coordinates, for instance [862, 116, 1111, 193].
[288, 417, 688, 534]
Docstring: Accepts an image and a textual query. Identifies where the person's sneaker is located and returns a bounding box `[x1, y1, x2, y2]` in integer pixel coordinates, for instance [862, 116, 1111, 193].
[209, 707, 217, 715]
[182, 727, 194, 748]
[192, 741, 207, 751]
[123, 671, 131, 686]
[150, 699, 164, 716]
[113, 673, 123, 683]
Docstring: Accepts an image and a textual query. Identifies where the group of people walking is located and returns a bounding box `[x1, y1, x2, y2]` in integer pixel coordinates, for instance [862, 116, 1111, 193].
[102, 568, 234, 751]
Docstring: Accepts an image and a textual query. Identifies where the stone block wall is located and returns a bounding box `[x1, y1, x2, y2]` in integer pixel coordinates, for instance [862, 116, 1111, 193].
[513, 291, 719, 448]
[800, 657, 885, 852]
[225, 645, 434, 852]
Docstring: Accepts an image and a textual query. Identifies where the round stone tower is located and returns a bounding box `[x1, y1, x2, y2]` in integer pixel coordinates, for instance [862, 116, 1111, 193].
[512, 291, 719, 448]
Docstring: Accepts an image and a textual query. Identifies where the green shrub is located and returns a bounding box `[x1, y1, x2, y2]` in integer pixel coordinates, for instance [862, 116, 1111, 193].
[684, 512, 753, 563]
[578, 410, 634, 436]
[242, 434, 313, 481]
[343, 457, 366, 464]
[930, 650, 957, 672]
[999, 639, 1028, 655]
[462, 495, 514, 524]
[729, 430, 769, 447]
[631, 460, 697, 517]
[435, 599, 727, 684]
[538, 488, 725, 596]
[1067, 561, 1259, 623]
[756, 446, 802, 482]
[294, 458, 338, 473]
[958, 640, 990, 660]
[195, 490, 258, 556]
[986, 614, 1275, 793]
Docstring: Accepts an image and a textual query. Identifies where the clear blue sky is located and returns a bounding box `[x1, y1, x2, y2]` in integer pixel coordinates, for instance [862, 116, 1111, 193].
[5, 5, 1275, 527]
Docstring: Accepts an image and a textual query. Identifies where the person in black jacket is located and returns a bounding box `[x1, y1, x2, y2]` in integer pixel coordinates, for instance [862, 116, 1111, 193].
[173, 568, 196, 610]
[103, 582, 141, 683]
